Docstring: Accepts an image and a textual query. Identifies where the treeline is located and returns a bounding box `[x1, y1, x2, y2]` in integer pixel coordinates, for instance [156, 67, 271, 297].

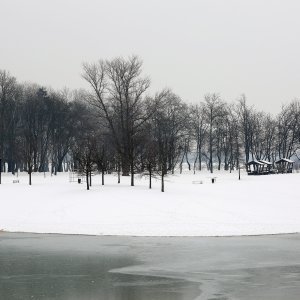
[0, 56, 299, 190]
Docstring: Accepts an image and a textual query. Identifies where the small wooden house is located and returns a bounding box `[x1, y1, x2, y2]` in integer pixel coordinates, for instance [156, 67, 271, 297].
[275, 158, 294, 173]
[258, 160, 273, 174]
[246, 160, 265, 175]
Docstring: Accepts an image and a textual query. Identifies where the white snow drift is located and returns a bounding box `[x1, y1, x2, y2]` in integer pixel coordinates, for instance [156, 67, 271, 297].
[0, 170, 299, 236]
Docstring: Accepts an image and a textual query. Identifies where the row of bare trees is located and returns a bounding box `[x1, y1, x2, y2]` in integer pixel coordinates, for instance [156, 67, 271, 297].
[0, 75, 83, 184]
[1, 56, 300, 190]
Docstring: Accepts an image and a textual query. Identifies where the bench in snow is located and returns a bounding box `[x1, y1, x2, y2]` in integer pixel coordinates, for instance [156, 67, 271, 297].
[13, 180, 19, 183]
[192, 180, 203, 184]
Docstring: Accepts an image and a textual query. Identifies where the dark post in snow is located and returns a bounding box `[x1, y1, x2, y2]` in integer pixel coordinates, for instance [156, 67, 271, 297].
[0, 158, 2, 184]
[149, 164, 152, 189]
[239, 166, 241, 180]
[29, 166, 32, 185]
[117, 160, 121, 184]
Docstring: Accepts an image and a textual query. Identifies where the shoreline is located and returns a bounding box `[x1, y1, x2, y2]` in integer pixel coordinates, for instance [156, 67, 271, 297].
[1, 230, 299, 238]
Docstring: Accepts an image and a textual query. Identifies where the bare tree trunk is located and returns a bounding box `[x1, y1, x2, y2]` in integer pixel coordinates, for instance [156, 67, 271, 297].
[217, 155, 221, 170]
[117, 161, 120, 184]
[86, 171, 89, 190]
[186, 152, 191, 170]
[149, 165, 152, 189]
[179, 154, 184, 174]
[209, 145, 213, 173]
[198, 146, 202, 171]
[130, 159, 134, 186]
[102, 169, 104, 185]
[209, 125, 213, 173]
[193, 153, 198, 175]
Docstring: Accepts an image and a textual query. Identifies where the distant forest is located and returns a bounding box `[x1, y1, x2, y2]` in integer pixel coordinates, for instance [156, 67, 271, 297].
[0, 56, 299, 190]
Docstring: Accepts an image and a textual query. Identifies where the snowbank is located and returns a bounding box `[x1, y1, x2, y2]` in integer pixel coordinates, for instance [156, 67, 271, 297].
[0, 170, 300, 236]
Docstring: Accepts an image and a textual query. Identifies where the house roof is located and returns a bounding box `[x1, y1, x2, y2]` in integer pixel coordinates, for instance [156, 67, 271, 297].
[247, 160, 264, 165]
[258, 160, 272, 165]
[275, 158, 294, 164]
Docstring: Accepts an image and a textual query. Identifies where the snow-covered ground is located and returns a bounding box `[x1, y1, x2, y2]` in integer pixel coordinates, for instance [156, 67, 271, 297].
[0, 170, 300, 236]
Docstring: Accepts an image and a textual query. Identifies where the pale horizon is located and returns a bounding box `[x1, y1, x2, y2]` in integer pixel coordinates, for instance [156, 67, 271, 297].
[1, 0, 300, 114]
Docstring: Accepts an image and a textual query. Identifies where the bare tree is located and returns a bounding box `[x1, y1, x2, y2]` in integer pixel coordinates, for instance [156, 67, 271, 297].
[237, 95, 254, 164]
[190, 104, 207, 172]
[276, 101, 300, 159]
[150, 90, 186, 191]
[0, 70, 18, 173]
[82, 56, 151, 186]
[227, 104, 242, 171]
[203, 93, 225, 173]
[20, 85, 40, 185]
[71, 101, 98, 190]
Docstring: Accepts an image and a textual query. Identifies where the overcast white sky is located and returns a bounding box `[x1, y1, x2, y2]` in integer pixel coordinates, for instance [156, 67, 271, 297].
[1, 0, 299, 114]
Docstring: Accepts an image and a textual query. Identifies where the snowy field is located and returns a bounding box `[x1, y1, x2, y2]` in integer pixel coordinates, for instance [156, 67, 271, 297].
[0, 170, 300, 236]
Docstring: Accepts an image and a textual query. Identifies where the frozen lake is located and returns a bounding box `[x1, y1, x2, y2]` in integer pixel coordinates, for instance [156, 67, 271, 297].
[1, 233, 300, 299]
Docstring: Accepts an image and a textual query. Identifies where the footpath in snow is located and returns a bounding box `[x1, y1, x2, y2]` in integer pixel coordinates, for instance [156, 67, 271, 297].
[0, 170, 300, 237]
